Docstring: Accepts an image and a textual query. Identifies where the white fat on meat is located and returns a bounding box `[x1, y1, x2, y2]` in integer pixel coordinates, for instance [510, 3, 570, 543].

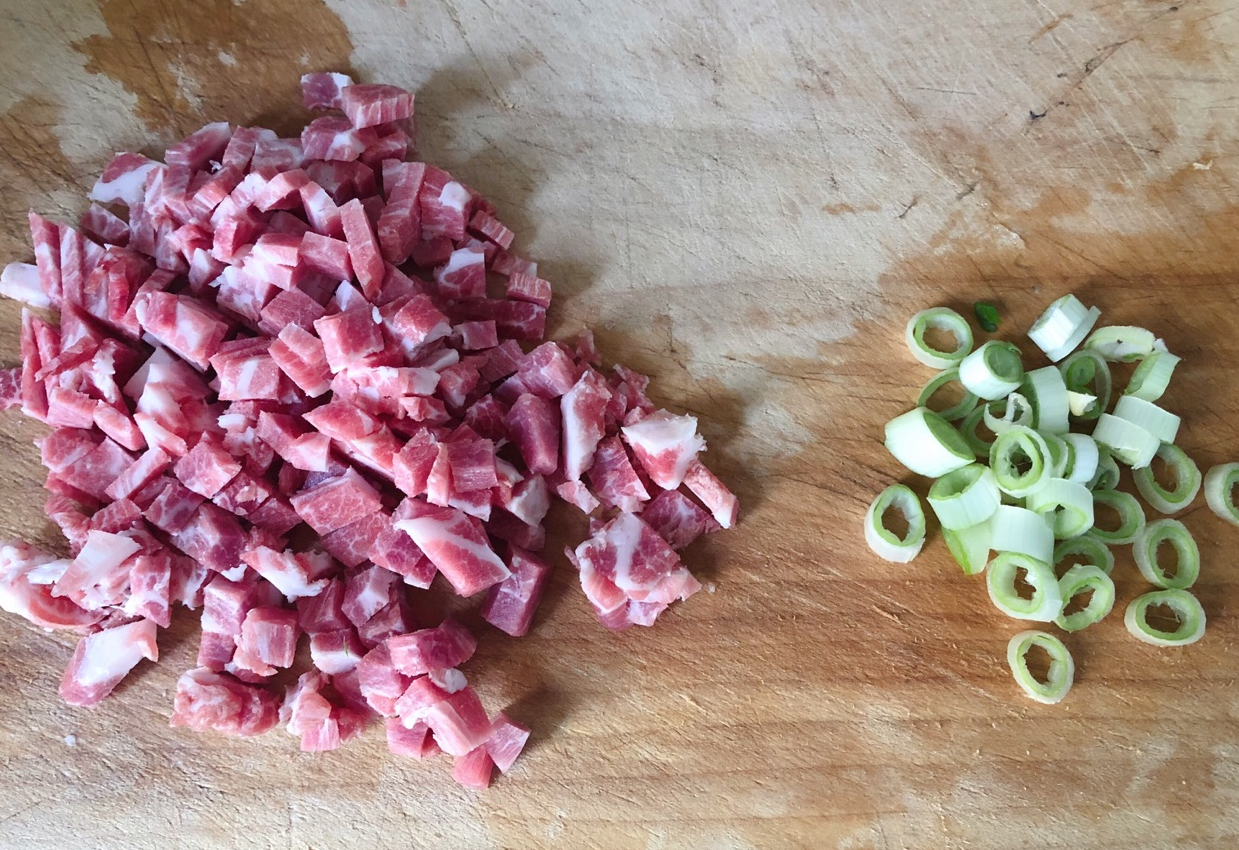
[620, 410, 706, 490]
[0, 262, 52, 309]
[439, 181, 470, 213]
[68, 619, 158, 689]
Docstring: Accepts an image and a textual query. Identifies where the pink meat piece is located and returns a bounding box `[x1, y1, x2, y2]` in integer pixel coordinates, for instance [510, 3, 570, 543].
[301, 116, 377, 162]
[556, 480, 600, 515]
[519, 342, 578, 399]
[220, 127, 275, 170]
[462, 394, 508, 443]
[166, 122, 232, 171]
[79, 203, 130, 247]
[434, 245, 486, 301]
[240, 546, 331, 600]
[171, 503, 248, 573]
[340, 564, 399, 626]
[467, 210, 514, 250]
[338, 199, 385, 299]
[376, 161, 424, 264]
[394, 504, 509, 596]
[408, 235, 453, 269]
[491, 251, 537, 278]
[142, 478, 205, 534]
[355, 594, 416, 648]
[371, 520, 436, 588]
[200, 574, 260, 635]
[506, 393, 560, 476]
[436, 360, 480, 409]
[250, 136, 304, 178]
[479, 547, 551, 638]
[394, 675, 450, 725]
[586, 436, 651, 513]
[620, 410, 706, 491]
[59, 618, 158, 707]
[299, 231, 353, 279]
[212, 345, 282, 402]
[561, 368, 612, 481]
[289, 467, 383, 535]
[52, 435, 132, 502]
[0, 541, 103, 630]
[86, 498, 143, 534]
[456, 321, 498, 352]
[122, 553, 173, 628]
[135, 292, 230, 371]
[174, 434, 242, 498]
[270, 324, 333, 398]
[0, 262, 50, 309]
[422, 686, 492, 757]
[247, 496, 303, 536]
[197, 629, 234, 671]
[379, 293, 450, 357]
[295, 575, 348, 633]
[505, 272, 552, 308]
[170, 667, 281, 737]
[253, 168, 310, 212]
[90, 152, 159, 208]
[299, 181, 344, 239]
[573, 512, 699, 624]
[341, 83, 415, 129]
[418, 167, 471, 242]
[475, 340, 521, 385]
[320, 511, 389, 568]
[45, 386, 99, 428]
[303, 400, 382, 443]
[640, 489, 715, 551]
[211, 471, 274, 517]
[357, 643, 409, 717]
[452, 747, 495, 789]
[237, 606, 300, 670]
[682, 459, 738, 530]
[386, 717, 438, 759]
[500, 476, 551, 528]
[388, 617, 477, 677]
[314, 307, 384, 373]
[446, 438, 497, 493]
[485, 713, 531, 776]
[310, 628, 367, 674]
[257, 288, 326, 337]
[58, 225, 87, 307]
[453, 298, 547, 342]
[302, 71, 354, 110]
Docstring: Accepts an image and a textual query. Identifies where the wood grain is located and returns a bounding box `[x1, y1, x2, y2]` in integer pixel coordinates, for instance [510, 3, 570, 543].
[1, 0, 1238, 847]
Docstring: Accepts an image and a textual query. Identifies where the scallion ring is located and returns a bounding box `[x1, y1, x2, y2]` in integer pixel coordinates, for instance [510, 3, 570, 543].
[884, 407, 975, 477]
[983, 392, 1034, 436]
[906, 308, 974, 369]
[1133, 444, 1201, 514]
[1092, 413, 1160, 469]
[1089, 489, 1146, 545]
[989, 425, 1052, 498]
[1062, 433, 1099, 485]
[1111, 395, 1181, 445]
[943, 522, 992, 576]
[928, 464, 1001, 530]
[1053, 533, 1115, 577]
[1066, 391, 1099, 418]
[1089, 448, 1120, 491]
[1028, 294, 1100, 363]
[1085, 325, 1156, 362]
[917, 368, 979, 422]
[986, 552, 1063, 621]
[1042, 434, 1071, 479]
[865, 484, 927, 563]
[958, 404, 997, 456]
[1026, 478, 1095, 540]
[958, 341, 1024, 401]
[988, 505, 1055, 564]
[1054, 564, 1115, 632]
[1059, 349, 1111, 422]
[1006, 630, 1074, 703]
[1132, 518, 1200, 590]
[1020, 366, 1070, 435]
[1204, 462, 1239, 527]
[1125, 347, 1180, 403]
[1124, 589, 1206, 647]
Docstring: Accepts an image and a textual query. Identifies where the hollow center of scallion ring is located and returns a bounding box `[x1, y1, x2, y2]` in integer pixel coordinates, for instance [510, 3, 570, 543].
[1154, 538, 1181, 581]
[984, 344, 1020, 381]
[881, 503, 911, 540]
[924, 378, 969, 417]
[1093, 500, 1122, 534]
[1146, 602, 1183, 633]
[1013, 568, 1037, 601]
[1063, 586, 1095, 617]
[1010, 446, 1033, 477]
[1149, 453, 1180, 493]
[922, 325, 959, 353]
[1023, 643, 1053, 686]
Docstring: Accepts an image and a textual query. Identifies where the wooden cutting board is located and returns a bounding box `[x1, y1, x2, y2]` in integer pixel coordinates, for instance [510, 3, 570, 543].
[1, 0, 1237, 846]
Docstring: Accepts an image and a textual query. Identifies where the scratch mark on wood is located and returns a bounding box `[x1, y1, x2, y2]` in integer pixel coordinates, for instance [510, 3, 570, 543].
[896, 197, 918, 220]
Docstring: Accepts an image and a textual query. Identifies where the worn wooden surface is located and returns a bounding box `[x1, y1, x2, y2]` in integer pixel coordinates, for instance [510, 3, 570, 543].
[2, 0, 1238, 847]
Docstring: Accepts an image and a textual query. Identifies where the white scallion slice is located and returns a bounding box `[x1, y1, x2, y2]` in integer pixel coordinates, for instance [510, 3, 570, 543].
[989, 505, 1055, 564]
[1085, 325, 1157, 362]
[1026, 478, 1095, 540]
[1059, 349, 1112, 422]
[1133, 518, 1200, 590]
[958, 405, 997, 456]
[1042, 434, 1070, 479]
[989, 426, 1052, 498]
[1054, 564, 1116, 632]
[987, 553, 1063, 621]
[906, 308, 974, 369]
[1028, 295, 1100, 363]
[1204, 462, 1239, 527]
[1020, 366, 1070, 435]
[983, 392, 1034, 436]
[928, 464, 1001, 530]
[1125, 589, 1206, 647]
[1066, 391, 1098, 418]
[1125, 347, 1180, 402]
[943, 521, 992, 576]
[1007, 630, 1074, 703]
[1062, 433, 1099, 485]
[959, 341, 1024, 400]
[1053, 534, 1115, 577]
[917, 368, 979, 422]
[1089, 448, 1120, 491]
[884, 407, 975, 478]
[1089, 489, 1146, 545]
[1111, 395, 1181, 445]
[865, 484, 927, 563]
[1092, 413, 1160, 469]
[1133, 444, 1201, 514]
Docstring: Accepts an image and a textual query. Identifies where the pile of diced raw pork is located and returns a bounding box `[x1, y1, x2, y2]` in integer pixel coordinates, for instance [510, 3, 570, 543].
[0, 74, 736, 787]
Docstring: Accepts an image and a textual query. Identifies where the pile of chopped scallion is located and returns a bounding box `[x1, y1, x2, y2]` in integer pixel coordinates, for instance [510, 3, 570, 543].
[868, 295, 1236, 704]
